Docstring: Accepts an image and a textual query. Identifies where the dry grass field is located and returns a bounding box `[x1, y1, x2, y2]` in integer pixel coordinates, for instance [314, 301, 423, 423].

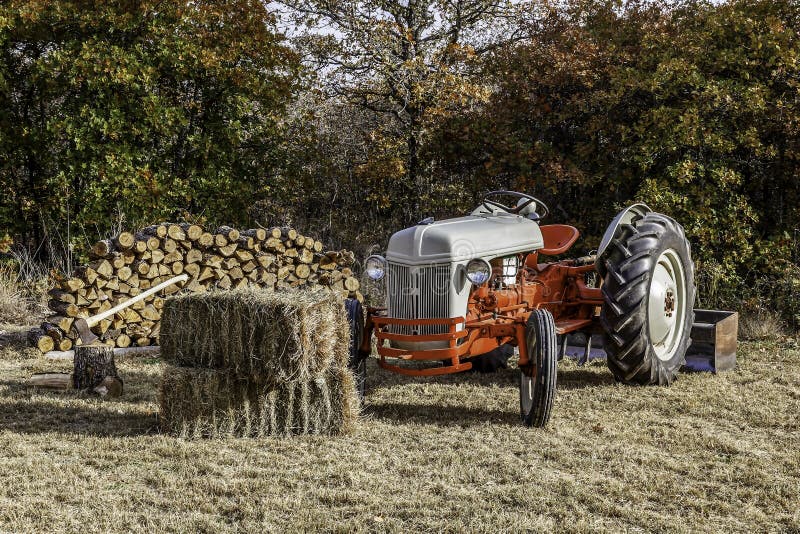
[0, 329, 798, 532]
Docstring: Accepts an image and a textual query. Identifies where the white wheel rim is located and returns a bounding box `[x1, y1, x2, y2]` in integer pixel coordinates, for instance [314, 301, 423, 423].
[521, 374, 533, 413]
[647, 248, 687, 362]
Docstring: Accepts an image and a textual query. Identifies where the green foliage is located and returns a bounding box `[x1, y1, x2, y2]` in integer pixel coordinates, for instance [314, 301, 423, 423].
[0, 0, 300, 250]
[428, 0, 800, 324]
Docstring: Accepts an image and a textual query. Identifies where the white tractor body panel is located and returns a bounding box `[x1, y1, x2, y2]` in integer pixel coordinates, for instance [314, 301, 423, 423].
[383, 213, 543, 351]
[386, 213, 543, 265]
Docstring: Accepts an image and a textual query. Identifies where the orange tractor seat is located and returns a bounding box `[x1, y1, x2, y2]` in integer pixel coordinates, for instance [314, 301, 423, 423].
[525, 225, 580, 270]
[537, 224, 580, 256]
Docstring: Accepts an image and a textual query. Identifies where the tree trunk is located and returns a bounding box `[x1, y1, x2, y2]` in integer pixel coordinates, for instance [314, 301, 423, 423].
[408, 131, 420, 217]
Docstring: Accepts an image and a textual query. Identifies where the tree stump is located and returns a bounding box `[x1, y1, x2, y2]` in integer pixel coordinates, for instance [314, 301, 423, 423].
[73, 345, 123, 397]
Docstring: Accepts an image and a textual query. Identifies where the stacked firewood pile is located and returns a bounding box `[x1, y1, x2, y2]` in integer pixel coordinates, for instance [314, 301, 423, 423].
[30, 223, 362, 351]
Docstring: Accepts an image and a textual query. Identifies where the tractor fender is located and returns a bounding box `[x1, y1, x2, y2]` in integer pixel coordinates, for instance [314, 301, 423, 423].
[596, 203, 652, 260]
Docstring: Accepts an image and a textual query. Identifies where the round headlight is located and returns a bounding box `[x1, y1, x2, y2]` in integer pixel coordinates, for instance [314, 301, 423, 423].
[466, 258, 492, 285]
[365, 255, 386, 281]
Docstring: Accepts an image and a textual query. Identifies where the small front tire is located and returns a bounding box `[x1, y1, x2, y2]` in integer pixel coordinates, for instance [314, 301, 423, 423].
[520, 309, 558, 428]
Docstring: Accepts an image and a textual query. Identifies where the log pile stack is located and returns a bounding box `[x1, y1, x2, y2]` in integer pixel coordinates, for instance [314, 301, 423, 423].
[33, 223, 362, 350]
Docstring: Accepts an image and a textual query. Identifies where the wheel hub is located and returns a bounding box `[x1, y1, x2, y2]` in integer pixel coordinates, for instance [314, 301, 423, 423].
[647, 248, 687, 362]
[664, 289, 675, 317]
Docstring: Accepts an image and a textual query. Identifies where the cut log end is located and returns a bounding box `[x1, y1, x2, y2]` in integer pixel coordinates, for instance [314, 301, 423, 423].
[115, 231, 136, 250]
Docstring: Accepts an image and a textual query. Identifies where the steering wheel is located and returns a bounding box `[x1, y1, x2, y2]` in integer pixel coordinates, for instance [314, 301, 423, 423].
[482, 190, 550, 219]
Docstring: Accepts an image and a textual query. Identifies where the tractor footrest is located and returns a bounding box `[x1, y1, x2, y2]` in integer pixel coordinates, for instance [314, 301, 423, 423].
[554, 318, 594, 335]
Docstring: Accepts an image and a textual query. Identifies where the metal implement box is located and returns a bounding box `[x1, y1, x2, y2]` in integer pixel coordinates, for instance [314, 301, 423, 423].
[685, 309, 738, 373]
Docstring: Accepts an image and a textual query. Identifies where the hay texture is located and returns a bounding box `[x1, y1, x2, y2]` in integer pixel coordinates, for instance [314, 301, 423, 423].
[159, 365, 359, 438]
[160, 288, 349, 383]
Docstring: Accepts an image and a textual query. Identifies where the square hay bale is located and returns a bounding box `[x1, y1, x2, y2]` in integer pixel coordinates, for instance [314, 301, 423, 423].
[159, 365, 359, 438]
[160, 288, 349, 382]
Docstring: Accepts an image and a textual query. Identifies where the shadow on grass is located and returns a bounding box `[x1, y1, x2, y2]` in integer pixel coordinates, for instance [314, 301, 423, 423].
[365, 401, 519, 427]
[364, 360, 618, 427]
[0, 367, 161, 437]
[367, 358, 519, 388]
[557, 367, 617, 390]
[0, 398, 159, 436]
[368, 358, 616, 391]
[0, 367, 161, 395]
[0, 328, 30, 346]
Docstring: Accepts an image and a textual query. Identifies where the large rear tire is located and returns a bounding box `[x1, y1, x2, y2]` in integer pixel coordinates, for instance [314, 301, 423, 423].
[520, 309, 557, 427]
[344, 298, 366, 400]
[599, 212, 695, 385]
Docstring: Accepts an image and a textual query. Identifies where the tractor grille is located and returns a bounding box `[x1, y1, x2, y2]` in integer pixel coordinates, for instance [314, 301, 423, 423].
[386, 262, 451, 335]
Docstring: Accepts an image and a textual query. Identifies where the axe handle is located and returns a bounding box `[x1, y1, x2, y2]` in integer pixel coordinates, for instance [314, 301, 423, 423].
[85, 274, 189, 328]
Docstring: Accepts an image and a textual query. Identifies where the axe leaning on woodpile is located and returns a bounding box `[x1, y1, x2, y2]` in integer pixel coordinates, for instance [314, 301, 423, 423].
[70, 274, 188, 346]
[28, 274, 189, 398]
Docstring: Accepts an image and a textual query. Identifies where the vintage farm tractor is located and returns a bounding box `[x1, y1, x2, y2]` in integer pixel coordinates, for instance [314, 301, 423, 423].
[346, 191, 695, 427]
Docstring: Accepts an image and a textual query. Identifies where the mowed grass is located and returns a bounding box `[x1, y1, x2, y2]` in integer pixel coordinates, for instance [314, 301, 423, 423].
[0, 336, 798, 532]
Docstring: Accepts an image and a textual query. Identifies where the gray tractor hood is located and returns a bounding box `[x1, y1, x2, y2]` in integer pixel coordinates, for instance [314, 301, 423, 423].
[386, 213, 544, 265]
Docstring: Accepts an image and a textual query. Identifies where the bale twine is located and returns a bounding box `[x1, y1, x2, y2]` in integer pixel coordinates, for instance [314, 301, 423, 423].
[160, 288, 349, 383]
[159, 365, 359, 438]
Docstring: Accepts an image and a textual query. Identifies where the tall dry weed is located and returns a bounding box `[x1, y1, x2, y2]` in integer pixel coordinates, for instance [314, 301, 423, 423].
[0, 249, 52, 326]
[0, 264, 35, 326]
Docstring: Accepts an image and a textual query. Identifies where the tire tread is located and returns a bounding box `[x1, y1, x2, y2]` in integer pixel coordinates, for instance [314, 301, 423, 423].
[599, 213, 695, 385]
[521, 309, 557, 427]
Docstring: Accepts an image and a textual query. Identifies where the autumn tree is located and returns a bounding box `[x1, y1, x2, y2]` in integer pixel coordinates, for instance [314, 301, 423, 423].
[278, 0, 541, 221]
[0, 0, 300, 256]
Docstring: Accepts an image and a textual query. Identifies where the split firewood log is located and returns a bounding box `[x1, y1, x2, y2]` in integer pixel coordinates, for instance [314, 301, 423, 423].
[28, 328, 55, 353]
[91, 239, 116, 259]
[242, 228, 267, 241]
[166, 224, 186, 242]
[135, 233, 161, 251]
[48, 300, 81, 318]
[237, 235, 256, 250]
[41, 322, 64, 343]
[295, 264, 311, 279]
[197, 231, 214, 248]
[115, 231, 136, 250]
[48, 316, 74, 332]
[218, 243, 237, 257]
[162, 238, 177, 253]
[215, 226, 240, 242]
[62, 277, 85, 292]
[142, 224, 168, 238]
[344, 276, 361, 292]
[48, 288, 76, 304]
[280, 227, 298, 240]
[185, 249, 202, 264]
[178, 223, 203, 241]
[111, 254, 126, 270]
